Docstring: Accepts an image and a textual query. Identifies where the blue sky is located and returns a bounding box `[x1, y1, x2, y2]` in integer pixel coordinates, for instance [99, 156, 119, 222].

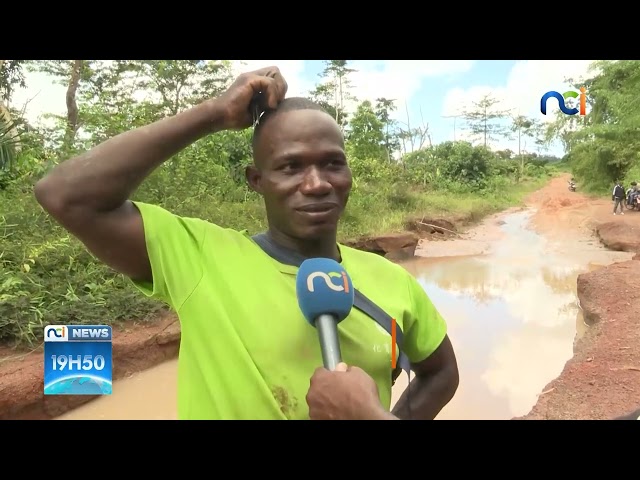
[16, 60, 596, 158]
[247, 60, 596, 158]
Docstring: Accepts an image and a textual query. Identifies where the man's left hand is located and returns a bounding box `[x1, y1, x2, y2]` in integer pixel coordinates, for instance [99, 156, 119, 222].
[306, 362, 397, 420]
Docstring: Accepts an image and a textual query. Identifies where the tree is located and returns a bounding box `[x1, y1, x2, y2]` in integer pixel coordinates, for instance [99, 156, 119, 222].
[347, 100, 386, 160]
[509, 114, 545, 178]
[0, 60, 27, 160]
[462, 93, 511, 148]
[396, 103, 431, 156]
[0, 60, 26, 106]
[308, 60, 357, 130]
[374, 97, 400, 161]
[546, 60, 640, 190]
[30, 60, 95, 155]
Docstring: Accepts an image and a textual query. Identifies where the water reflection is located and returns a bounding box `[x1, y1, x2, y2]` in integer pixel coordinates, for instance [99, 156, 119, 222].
[394, 211, 586, 419]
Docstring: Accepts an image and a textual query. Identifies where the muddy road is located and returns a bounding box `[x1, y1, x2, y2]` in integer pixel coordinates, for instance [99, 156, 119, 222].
[393, 174, 640, 419]
[2, 173, 639, 420]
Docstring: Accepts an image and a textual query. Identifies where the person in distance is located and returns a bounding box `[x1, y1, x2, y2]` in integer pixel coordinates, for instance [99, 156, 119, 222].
[34, 66, 459, 420]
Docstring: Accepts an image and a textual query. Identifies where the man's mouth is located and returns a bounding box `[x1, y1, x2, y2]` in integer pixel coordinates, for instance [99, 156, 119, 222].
[295, 203, 339, 213]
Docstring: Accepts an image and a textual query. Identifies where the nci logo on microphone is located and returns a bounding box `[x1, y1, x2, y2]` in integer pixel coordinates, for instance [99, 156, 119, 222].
[43, 325, 113, 396]
[306, 271, 350, 293]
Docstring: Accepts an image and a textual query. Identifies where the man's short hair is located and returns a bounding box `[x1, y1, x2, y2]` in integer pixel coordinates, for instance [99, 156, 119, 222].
[251, 97, 328, 155]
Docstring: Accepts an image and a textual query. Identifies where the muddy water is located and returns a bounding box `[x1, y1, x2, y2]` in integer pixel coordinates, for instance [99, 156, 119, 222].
[56, 361, 178, 420]
[57, 209, 630, 420]
[393, 217, 583, 419]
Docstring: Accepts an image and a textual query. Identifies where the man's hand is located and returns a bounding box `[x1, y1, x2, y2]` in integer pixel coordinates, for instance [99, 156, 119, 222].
[306, 362, 397, 420]
[215, 66, 288, 131]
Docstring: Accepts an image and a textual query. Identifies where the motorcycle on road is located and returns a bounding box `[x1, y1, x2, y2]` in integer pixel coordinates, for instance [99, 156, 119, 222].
[625, 193, 640, 211]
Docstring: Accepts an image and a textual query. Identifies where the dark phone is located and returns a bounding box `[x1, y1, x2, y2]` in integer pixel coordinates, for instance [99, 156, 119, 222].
[249, 92, 267, 126]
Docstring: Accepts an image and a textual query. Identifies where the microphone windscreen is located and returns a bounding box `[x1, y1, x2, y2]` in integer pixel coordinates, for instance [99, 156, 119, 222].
[295, 257, 354, 326]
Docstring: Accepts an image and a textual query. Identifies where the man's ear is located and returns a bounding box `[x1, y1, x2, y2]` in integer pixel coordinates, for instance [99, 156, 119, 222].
[245, 165, 262, 194]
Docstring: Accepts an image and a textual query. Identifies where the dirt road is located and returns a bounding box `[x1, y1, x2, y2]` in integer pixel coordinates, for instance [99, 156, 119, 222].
[413, 173, 640, 419]
[518, 174, 640, 419]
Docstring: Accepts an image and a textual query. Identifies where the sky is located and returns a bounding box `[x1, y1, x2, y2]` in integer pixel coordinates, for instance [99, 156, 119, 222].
[11, 60, 597, 158]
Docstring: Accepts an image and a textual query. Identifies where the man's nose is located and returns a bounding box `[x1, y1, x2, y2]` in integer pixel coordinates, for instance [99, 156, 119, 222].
[300, 167, 332, 195]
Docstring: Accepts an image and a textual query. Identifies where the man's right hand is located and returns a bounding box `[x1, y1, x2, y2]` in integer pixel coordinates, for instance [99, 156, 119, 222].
[215, 66, 288, 131]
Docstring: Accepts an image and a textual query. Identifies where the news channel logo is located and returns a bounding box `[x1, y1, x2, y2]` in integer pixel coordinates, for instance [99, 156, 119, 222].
[306, 271, 350, 293]
[540, 86, 587, 116]
[43, 325, 113, 395]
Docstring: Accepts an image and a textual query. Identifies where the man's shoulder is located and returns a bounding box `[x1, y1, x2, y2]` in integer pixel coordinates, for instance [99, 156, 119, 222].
[133, 201, 253, 246]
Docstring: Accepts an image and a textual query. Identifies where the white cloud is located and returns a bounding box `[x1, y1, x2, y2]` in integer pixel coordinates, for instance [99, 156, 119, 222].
[443, 60, 596, 120]
[345, 61, 475, 118]
[441, 60, 598, 153]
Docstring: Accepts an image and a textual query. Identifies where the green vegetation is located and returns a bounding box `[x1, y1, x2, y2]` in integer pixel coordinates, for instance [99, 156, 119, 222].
[546, 60, 640, 193]
[1, 60, 562, 347]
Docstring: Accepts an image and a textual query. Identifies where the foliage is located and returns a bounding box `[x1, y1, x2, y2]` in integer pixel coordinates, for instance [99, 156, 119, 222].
[0, 60, 561, 346]
[545, 60, 640, 193]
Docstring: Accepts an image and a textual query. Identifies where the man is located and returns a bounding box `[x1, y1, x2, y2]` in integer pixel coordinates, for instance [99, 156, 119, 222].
[34, 66, 459, 420]
[626, 181, 638, 207]
[612, 181, 625, 215]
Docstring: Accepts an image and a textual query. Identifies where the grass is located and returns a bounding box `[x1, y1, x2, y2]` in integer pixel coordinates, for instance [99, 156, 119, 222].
[337, 176, 549, 238]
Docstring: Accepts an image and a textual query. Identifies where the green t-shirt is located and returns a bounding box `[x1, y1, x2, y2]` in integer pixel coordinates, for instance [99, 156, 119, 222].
[130, 201, 447, 420]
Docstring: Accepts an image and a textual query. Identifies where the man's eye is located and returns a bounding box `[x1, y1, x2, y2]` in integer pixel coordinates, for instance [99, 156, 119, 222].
[281, 162, 300, 171]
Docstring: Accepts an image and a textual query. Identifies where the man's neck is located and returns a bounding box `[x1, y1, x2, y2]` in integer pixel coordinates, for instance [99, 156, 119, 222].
[267, 229, 341, 262]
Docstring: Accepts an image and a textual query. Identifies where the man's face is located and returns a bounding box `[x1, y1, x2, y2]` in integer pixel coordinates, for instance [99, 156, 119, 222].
[247, 109, 352, 240]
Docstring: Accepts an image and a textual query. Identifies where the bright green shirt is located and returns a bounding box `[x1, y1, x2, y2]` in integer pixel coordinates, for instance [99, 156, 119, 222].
[130, 201, 447, 420]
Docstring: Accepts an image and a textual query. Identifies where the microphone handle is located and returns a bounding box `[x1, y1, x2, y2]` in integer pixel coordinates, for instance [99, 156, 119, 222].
[315, 314, 343, 371]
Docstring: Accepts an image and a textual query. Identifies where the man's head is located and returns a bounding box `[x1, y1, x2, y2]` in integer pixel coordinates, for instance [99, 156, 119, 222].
[245, 97, 352, 242]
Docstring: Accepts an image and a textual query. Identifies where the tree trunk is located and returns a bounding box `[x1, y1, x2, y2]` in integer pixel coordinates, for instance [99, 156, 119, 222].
[62, 60, 83, 156]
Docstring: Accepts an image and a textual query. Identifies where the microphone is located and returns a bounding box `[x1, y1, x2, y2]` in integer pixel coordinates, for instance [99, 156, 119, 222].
[296, 258, 355, 371]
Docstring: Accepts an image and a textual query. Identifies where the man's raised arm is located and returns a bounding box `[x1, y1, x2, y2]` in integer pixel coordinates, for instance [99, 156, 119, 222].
[34, 66, 288, 283]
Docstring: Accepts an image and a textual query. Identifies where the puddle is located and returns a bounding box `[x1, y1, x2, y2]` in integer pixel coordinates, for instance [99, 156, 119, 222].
[58, 209, 629, 420]
[55, 361, 178, 420]
[391, 210, 627, 419]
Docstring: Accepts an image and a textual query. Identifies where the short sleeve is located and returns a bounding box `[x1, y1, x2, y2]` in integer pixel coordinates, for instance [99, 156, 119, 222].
[129, 201, 207, 311]
[402, 273, 448, 364]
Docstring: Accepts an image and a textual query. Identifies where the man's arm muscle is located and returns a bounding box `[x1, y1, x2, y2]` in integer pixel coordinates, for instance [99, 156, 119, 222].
[34, 99, 222, 282]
